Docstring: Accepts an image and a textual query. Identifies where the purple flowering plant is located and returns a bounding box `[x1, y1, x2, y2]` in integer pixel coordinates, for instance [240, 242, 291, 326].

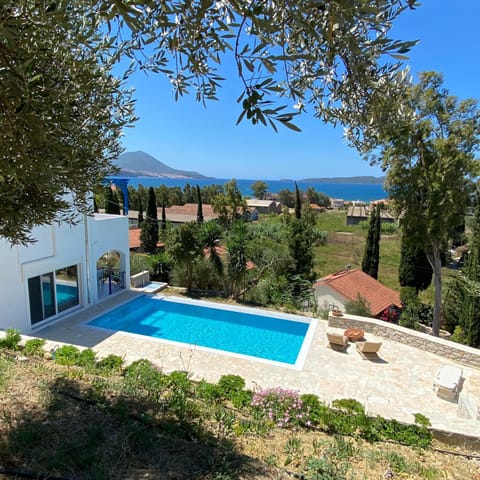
[251, 387, 311, 429]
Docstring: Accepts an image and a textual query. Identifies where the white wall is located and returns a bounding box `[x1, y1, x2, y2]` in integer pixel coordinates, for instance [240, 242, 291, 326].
[0, 239, 29, 331]
[313, 285, 347, 312]
[0, 214, 129, 333]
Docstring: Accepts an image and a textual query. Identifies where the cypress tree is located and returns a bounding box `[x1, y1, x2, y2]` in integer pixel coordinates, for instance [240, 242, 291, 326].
[140, 187, 159, 253]
[161, 203, 167, 230]
[137, 196, 144, 227]
[104, 186, 120, 215]
[460, 192, 480, 347]
[443, 191, 480, 346]
[398, 239, 433, 293]
[370, 203, 381, 279]
[294, 182, 302, 219]
[362, 204, 381, 279]
[196, 184, 204, 224]
[362, 206, 376, 276]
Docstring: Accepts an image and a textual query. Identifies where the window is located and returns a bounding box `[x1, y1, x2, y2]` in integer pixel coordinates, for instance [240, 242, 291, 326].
[28, 265, 79, 324]
[56, 265, 79, 313]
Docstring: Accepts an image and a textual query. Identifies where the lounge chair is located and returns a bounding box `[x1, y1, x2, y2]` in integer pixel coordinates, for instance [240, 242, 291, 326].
[433, 365, 463, 401]
[326, 329, 349, 351]
[356, 339, 382, 359]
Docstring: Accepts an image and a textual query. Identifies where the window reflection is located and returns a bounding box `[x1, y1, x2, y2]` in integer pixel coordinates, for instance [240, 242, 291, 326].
[28, 264, 80, 325]
[55, 265, 79, 313]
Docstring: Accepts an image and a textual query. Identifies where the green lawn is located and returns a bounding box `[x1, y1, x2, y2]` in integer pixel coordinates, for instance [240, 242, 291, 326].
[314, 210, 401, 289]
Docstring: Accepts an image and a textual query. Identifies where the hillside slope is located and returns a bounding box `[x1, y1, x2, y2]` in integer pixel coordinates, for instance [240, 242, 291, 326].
[114, 151, 208, 178]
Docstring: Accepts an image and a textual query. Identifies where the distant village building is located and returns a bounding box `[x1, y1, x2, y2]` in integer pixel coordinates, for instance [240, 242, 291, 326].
[331, 198, 345, 209]
[313, 268, 401, 318]
[309, 203, 326, 214]
[346, 205, 368, 226]
[245, 199, 282, 215]
[128, 203, 218, 228]
[346, 205, 395, 226]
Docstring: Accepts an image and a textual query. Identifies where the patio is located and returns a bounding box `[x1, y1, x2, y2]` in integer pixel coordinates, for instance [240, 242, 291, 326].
[34, 290, 480, 439]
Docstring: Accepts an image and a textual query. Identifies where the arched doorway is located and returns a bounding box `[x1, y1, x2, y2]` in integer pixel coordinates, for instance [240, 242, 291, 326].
[96, 250, 126, 299]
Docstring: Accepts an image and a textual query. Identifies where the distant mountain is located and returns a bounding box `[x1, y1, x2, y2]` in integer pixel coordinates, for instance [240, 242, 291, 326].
[300, 176, 385, 184]
[113, 151, 209, 179]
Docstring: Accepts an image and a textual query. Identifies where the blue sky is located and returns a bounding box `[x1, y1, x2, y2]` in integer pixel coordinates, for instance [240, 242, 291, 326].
[121, 0, 480, 180]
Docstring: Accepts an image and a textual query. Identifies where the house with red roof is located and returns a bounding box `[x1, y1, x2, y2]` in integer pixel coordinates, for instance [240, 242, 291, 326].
[313, 268, 402, 318]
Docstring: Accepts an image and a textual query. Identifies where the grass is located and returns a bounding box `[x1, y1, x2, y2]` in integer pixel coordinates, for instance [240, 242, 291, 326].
[314, 210, 403, 291]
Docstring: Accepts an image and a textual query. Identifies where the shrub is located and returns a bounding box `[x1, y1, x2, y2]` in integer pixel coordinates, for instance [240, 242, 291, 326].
[77, 348, 97, 368]
[96, 354, 124, 374]
[122, 359, 167, 401]
[414, 413, 431, 427]
[317, 409, 358, 436]
[373, 417, 432, 448]
[24, 338, 46, 356]
[0, 329, 22, 350]
[331, 398, 365, 415]
[54, 345, 81, 365]
[345, 294, 372, 317]
[217, 374, 252, 408]
[300, 393, 321, 412]
[130, 252, 151, 276]
[167, 370, 192, 391]
[196, 380, 221, 402]
[381, 223, 397, 235]
[217, 374, 245, 397]
[451, 325, 468, 344]
[251, 387, 308, 428]
[379, 307, 400, 323]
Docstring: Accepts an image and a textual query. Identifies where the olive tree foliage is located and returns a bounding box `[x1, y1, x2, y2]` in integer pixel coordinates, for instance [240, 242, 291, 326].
[0, 1, 136, 244]
[2, 0, 418, 245]
[352, 72, 480, 336]
[93, 0, 418, 128]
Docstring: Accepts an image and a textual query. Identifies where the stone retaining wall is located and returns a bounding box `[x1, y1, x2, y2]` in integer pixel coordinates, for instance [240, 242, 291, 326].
[328, 313, 480, 369]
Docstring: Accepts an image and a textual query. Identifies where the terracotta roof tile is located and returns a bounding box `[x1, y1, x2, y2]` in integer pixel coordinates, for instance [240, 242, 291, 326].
[314, 268, 401, 316]
[128, 228, 164, 250]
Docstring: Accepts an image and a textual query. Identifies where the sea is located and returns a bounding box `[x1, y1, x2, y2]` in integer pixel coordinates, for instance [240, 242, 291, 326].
[121, 177, 387, 203]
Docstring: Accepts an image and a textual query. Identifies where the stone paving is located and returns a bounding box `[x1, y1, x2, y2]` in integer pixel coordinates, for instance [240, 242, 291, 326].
[34, 290, 480, 438]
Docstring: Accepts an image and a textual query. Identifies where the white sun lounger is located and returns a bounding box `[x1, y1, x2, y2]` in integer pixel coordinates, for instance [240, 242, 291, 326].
[433, 365, 463, 400]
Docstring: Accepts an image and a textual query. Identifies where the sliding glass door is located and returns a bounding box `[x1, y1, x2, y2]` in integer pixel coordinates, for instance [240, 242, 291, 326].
[28, 265, 79, 325]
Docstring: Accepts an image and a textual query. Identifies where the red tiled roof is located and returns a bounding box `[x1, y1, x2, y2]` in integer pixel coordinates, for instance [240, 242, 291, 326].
[314, 268, 401, 316]
[129, 228, 164, 250]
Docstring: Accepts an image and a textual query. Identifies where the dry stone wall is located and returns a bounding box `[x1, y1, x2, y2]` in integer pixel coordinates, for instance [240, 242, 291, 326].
[328, 313, 480, 368]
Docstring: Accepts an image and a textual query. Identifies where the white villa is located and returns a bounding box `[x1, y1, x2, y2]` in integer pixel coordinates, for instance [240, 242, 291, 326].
[0, 211, 129, 333]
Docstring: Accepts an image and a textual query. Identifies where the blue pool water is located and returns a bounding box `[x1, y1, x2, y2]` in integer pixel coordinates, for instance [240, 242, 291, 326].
[88, 297, 310, 364]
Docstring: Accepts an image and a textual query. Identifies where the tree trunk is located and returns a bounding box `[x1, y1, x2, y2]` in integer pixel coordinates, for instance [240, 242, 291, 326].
[427, 240, 442, 336]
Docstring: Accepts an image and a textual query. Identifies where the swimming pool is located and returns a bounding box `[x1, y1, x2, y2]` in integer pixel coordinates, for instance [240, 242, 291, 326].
[87, 296, 316, 367]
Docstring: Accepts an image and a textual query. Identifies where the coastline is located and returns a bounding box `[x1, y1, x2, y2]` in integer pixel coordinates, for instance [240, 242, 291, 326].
[117, 177, 387, 203]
